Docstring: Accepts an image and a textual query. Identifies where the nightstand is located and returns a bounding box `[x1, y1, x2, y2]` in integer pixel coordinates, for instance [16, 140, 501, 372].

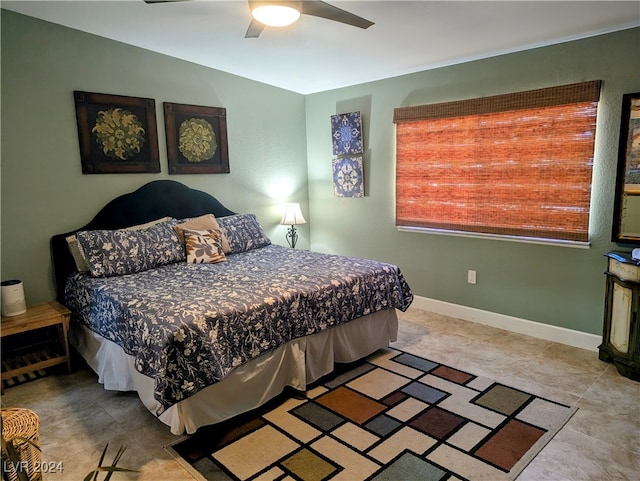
[1, 301, 72, 385]
[599, 252, 640, 381]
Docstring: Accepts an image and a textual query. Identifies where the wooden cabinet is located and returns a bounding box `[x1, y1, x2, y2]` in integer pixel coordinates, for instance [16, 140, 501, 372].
[599, 252, 640, 381]
[1, 301, 71, 385]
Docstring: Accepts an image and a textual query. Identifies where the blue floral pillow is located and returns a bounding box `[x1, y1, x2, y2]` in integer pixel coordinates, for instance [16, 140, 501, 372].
[217, 214, 271, 254]
[76, 219, 185, 277]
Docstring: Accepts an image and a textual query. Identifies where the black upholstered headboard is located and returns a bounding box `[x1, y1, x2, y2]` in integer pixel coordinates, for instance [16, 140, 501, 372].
[50, 180, 236, 302]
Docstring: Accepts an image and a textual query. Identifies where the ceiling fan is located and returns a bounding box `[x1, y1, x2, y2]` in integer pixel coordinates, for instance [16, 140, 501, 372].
[144, 1, 374, 38]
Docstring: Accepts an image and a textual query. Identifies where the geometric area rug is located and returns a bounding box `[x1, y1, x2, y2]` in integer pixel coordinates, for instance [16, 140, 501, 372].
[166, 348, 577, 481]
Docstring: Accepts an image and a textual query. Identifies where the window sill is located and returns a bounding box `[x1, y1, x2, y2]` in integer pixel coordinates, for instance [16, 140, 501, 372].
[396, 226, 591, 249]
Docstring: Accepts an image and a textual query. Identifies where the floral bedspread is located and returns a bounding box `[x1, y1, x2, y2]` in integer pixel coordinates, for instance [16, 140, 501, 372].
[65, 245, 413, 413]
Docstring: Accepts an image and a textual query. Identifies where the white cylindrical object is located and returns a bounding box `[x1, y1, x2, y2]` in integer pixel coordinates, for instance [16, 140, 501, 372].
[1, 280, 26, 317]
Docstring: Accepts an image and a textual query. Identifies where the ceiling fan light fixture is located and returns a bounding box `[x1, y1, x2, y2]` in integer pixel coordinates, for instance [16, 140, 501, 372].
[252, 4, 301, 27]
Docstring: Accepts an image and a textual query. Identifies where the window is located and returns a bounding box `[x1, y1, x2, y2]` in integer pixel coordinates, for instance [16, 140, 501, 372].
[393, 81, 601, 244]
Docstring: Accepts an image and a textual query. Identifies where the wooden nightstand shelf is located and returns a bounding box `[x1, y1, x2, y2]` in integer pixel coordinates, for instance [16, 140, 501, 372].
[1, 301, 72, 385]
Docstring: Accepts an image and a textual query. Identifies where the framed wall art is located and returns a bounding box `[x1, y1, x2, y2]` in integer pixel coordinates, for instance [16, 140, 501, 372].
[74, 91, 160, 174]
[331, 111, 363, 155]
[164, 102, 230, 174]
[612, 91, 640, 242]
[333, 156, 364, 198]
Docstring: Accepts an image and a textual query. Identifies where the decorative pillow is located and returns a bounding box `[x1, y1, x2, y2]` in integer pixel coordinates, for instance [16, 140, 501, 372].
[76, 219, 185, 277]
[217, 214, 271, 254]
[174, 214, 231, 253]
[127, 216, 174, 231]
[66, 235, 90, 272]
[183, 229, 227, 264]
[66, 217, 174, 273]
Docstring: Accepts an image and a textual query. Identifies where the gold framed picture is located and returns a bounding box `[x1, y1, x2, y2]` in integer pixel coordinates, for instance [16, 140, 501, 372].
[164, 102, 230, 174]
[74, 91, 160, 174]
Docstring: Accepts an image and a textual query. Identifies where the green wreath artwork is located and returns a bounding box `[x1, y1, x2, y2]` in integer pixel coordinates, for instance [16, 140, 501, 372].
[163, 102, 229, 174]
[178, 118, 217, 163]
[92, 108, 145, 161]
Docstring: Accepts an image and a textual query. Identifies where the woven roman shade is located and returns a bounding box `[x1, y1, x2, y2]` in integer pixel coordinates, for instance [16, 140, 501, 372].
[394, 81, 601, 243]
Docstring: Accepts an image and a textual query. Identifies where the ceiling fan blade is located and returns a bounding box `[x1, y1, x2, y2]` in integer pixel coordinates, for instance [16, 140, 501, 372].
[300, 1, 374, 29]
[144, 0, 190, 4]
[245, 19, 266, 38]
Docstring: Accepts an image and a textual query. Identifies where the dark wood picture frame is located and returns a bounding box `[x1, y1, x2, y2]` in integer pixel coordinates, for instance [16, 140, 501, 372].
[612, 92, 640, 243]
[74, 91, 160, 174]
[164, 102, 230, 174]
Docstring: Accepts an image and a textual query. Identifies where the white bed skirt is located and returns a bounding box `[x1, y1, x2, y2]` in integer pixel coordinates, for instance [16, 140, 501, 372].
[69, 308, 398, 434]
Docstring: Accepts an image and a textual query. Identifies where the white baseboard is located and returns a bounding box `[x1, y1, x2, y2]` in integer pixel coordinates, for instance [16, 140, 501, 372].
[410, 296, 602, 352]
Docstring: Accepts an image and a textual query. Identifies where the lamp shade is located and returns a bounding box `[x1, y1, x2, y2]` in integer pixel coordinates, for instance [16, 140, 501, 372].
[280, 203, 307, 225]
[252, 4, 301, 27]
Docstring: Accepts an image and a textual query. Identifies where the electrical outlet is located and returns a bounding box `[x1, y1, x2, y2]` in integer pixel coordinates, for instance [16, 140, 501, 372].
[467, 270, 477, 284]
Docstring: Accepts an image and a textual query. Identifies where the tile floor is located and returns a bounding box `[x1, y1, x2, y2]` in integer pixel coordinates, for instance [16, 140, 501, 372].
[2, 307, 639, 480]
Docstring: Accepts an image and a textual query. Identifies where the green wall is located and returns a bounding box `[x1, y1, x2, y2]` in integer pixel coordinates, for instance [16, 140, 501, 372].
[0, 11, 309, 305]
[305, 27, 640, 335]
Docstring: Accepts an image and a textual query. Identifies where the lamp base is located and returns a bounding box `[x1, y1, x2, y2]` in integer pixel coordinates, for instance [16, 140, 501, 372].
[285, 226, 298, 249]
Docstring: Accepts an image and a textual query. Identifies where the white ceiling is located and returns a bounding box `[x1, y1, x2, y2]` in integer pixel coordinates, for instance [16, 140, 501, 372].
[3, 0, 640, 94]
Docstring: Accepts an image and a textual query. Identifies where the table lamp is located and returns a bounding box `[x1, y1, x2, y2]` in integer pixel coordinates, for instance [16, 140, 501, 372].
[280, 203, 306, 248]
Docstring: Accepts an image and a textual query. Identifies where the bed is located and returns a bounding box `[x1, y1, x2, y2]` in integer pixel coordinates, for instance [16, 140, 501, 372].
[51, 180, 413, 434]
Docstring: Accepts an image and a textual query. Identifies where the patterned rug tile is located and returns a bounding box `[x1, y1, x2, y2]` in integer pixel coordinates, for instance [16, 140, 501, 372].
[423, 374, 483, 403]
[311, 436, 380, 480]
[380, 390, 408, 406]
[401, 380, 448, 404]
[474, 419, 545, 471]
[432, 365, 476, 385]
[331, 422, 379, 451]
[447, 422, 492, 451]
[516, 397, 576, 430]
[374, 451, 447, 481]
[370, 354, 429, 379]
[466, 375, 495, 391]
[428, 443, 507, 481]
[315, 386, 386, 424]
[292, 402, 343, 431]
[167, 347, 578, 481]
[263, 398, 320, 444]
[409, 406, 467, 439]
[437, 386, 506, 429]
[305, 384, 329, 399]
[385, 396, 429, 422]
[281, 448, 338, 481]
[474, 384, 533, 416]
[346, 367, 410, 399]
[393, 352, 440, 372]
[212, 424, 299, 480]
[364, 413, 402, 437]
[367, 426, 437, 464]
